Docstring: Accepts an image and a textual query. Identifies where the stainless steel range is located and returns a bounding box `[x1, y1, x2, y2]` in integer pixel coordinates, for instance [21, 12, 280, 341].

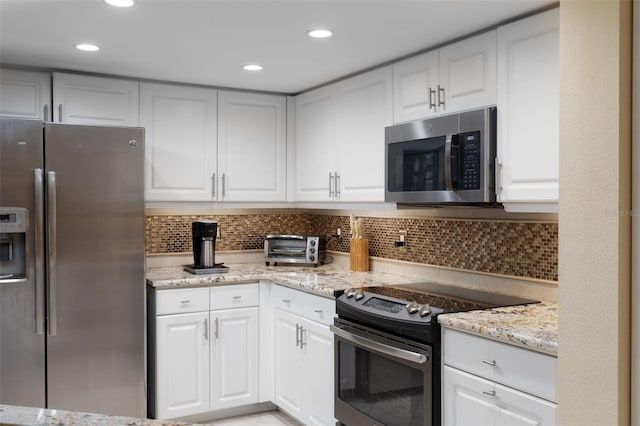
[332, 283, 537, 426]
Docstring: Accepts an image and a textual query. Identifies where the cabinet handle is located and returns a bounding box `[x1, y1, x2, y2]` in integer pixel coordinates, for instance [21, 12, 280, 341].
[334, 172, 340, 199]
[482, 390, 496, 397]
[282, 299, 291, 304]
[232, 295, 242, 300]
[299, 326, 306, 348]
[495, 159, 503, 199]
[482, 359, 497, 366]
[214, 317, 219, 339]
[43, 104, 49, 121]
[295, 323, 301, 347]
[437, 85, 445, 109]
[314, 309, 323, 313]
[211, 173, 216, 198]
[204, 318, 208, 340]
[221, 173, 226, 199]
[57, 104, 63, 122]
[329, 172, 334, 198]
[428, 87, 436, 111]
[180, 300, 190, 304]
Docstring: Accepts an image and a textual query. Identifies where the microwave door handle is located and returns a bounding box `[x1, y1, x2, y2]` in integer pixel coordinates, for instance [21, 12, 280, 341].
[444, 134, 453, 190]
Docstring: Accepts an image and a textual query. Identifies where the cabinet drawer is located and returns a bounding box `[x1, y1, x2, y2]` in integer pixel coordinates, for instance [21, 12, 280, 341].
[210, 283, 259, 310]
[443, 329, 557, 402]
[301, 292, 335, 326]
[155, 287, 209, 315]
[271, 284, 305, 314]
[443, 366, 557, 425]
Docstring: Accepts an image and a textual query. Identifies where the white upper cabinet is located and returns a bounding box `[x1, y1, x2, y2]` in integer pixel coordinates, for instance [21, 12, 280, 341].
[496, 9, 559, 212]
[294, 66, 392, 202]
[333, 67, 394, 201]
[393, 31, 497, 123]
[393, 51, 440, 122]
[0, 69, 52, 121]
[439, 31, 497, 114]
[140, 83, 217, 202]
[52, 72, 138, 125]
[217, 91, 287, 202]
[294, 85, 335, 202]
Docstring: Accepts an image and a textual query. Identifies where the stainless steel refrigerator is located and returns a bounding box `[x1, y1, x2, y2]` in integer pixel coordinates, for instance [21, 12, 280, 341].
[0, 117, 146, 417]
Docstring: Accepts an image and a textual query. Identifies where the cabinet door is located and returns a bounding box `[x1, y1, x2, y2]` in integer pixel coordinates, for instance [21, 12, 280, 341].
[439, 31, 497, 113]
[334, 67, 393, 202]
[210, 307, 259, 410]
[156, 312, 210, 419]
[496, 9, 559, 212]
[273, 309, 305, 419]
[0, 69, 51, 120]
[294, 85, 335, 201]
[392, 50, 439, 123]
[52, 72, 138, 125]
[140, 83, 217, 201]
[301, 318, 335, 426]
[217, 91, 287, 201]
[443, 366, 557, 426]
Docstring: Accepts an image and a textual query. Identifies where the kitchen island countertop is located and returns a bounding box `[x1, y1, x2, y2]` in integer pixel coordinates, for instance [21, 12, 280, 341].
[0, 404, 197, 426]
[438, 302, 558, 356]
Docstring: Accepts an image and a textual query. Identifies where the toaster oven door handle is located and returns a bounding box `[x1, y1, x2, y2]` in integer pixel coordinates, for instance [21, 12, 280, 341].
[330, 325, 427, 365]
[266, 235, 306, 240]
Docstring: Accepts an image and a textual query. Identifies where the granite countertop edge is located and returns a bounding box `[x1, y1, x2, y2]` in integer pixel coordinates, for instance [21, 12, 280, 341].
[0, 404, 197, 426]
[437, 302, 559, 357]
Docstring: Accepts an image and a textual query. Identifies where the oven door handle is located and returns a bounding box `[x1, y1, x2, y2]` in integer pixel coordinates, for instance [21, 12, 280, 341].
[330, 325, 428, 365]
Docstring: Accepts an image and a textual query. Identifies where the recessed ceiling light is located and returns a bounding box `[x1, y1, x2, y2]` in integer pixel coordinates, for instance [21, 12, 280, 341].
[243, 64, 263, 71]
[307, 29, 333, 39]
[75, 43, 100, 52]
[105, 0, 134, 7]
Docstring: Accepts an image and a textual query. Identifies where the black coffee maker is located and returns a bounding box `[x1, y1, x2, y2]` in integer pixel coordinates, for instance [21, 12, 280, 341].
[184, 221, 228, 274]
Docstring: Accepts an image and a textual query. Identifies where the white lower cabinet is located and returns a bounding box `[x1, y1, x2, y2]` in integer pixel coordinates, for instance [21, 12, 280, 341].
[210, 306, 259, 411]
[272, 284, 335, 426]
[442, 328, 557, 426]
[274, 309, 334, 426]
[444, 366, 556, 426]
[155, 311, 210, 419]
[151, 284, 260, 419]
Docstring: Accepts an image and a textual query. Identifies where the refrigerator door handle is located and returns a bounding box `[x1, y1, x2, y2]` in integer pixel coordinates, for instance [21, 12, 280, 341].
[34, 168, 45, 335]
[47, 170, 58, 336]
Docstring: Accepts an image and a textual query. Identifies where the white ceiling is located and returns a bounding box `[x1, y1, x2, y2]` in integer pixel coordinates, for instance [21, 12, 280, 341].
[0, 0, 556, 94]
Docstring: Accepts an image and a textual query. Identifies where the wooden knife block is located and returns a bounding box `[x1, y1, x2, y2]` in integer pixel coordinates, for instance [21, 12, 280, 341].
[350, 238, 369, 272]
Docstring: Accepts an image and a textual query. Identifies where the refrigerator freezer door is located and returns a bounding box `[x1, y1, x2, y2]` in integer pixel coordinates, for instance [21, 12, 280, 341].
[0, 118, 46, 407]
[44, 123, 146, 417]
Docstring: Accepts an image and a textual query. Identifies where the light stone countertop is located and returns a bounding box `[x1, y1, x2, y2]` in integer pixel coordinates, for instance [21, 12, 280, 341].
[0, 404, 197, 426]
[437, 302, 559, 356]
[146, 262, 426, 297]
[147, 263, 559, 355]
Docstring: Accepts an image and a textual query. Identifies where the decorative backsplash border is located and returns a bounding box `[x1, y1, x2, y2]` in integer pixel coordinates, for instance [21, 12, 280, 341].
[146, 211, 558, 282]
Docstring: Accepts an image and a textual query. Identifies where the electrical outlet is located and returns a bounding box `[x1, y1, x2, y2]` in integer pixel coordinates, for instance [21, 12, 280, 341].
[337, 228, 342, 237]
[216, 227, 221, 238]
[399, 230, 407, 251]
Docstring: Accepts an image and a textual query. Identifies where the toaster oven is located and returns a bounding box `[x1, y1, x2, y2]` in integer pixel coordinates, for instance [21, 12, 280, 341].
[264, 235, 326, 266]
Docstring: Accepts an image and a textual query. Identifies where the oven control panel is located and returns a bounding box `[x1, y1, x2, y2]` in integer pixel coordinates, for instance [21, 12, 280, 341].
[338, 287, 442, 324]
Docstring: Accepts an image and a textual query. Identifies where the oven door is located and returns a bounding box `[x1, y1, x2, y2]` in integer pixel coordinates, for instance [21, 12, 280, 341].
[331, 319, 432, 426]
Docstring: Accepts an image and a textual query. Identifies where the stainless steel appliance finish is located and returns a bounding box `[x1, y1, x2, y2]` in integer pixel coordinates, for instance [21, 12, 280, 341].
[385, 106, 497, 205]
[0, 118, 146, 417]
[264, 235, 326, 266]
[333, 283, 537, 426]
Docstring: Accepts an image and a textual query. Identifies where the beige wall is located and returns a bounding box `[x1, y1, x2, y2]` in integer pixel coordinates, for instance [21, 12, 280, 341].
[558, 1, 632, 424]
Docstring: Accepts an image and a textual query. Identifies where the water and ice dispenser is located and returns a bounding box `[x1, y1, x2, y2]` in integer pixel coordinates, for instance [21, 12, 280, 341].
[0, 208, 27, 281]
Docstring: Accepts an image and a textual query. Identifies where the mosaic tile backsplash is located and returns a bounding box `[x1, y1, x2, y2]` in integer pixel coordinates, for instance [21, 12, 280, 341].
[146, 213, 558, 281]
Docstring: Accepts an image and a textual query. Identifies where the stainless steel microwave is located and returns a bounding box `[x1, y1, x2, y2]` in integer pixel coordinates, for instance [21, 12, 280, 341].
[385, 107, 497, 205]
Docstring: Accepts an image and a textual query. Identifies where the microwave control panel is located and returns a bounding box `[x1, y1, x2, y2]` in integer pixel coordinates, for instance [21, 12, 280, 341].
[459, 131, 481, 191]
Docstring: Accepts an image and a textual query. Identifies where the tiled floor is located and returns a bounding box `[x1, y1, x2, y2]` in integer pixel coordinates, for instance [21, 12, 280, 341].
[205, 410, 301, 426]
